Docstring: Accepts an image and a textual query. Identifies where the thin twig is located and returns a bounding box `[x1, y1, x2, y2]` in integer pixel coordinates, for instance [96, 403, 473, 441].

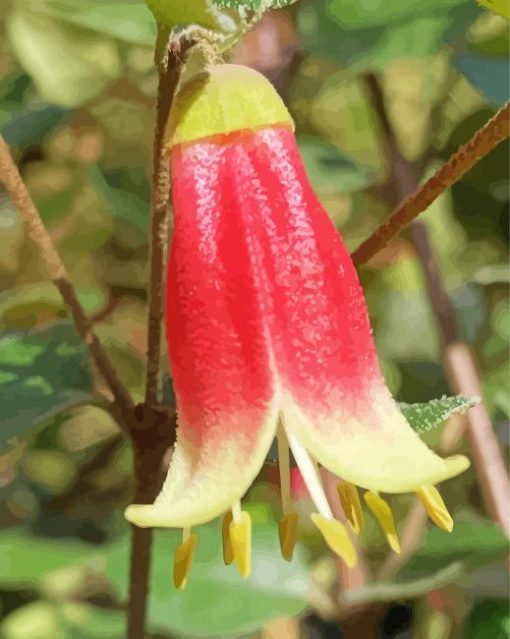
[0, 135, 134, 425]
[446, 344, 510, 533]
[127, 30, 194, 639]
[363, 74, 510, 582]
[144, 32, 196, 407]
[352, 100, 510, 266]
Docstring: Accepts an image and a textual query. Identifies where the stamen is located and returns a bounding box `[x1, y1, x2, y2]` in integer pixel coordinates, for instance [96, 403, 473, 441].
[229, 510, 252, 578]
[279, 513, 299, 562]
[337, 482, 365, 535]
[416, 485, 454, 532]
[364, 491, 401, 554]
[283, 425, 333, 520]
[311, 513, 357, 567]
[277, 424, 293, 515]
[173, 528, 198, 590]
[222, 512, 234, 565]
[277, 424, 298, 561]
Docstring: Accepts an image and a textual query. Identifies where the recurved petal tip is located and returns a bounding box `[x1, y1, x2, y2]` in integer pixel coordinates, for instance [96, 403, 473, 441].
[442, 454, 471, 479]
[124, 504, 155, 528]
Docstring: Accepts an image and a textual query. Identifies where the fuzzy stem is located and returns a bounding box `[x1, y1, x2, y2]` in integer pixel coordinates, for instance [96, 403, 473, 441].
[128, 30, 195, 639]
[351, 99, 510, 267]
[0, 135, 134, 424]
[144, 28, 182, 408]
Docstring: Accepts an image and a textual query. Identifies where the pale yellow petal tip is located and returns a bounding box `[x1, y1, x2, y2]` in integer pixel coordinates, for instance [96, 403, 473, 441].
[222, 512, 234, 565]
[166, 64, 294, 148]
[173, 534, 198, 590]
[279, 513, 299, 562]
[363, 492, 401, 554]
[230, 512, 252, 578]
[337, 482, 365, 535]
[124, 504, 176, 529]
[124, 505, 154, 528]
[417, 485, 454, 533]
[443, 454, 471, 478]
[311, 513, 357, 568]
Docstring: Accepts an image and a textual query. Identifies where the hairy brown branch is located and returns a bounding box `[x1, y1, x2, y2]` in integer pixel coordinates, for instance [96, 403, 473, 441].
[363, 74, 510, 581]
[144, 33, 196, 408]
[127, 29, 195, 639]
[352, 99, 510, 266]
[0, 135, 134, 424]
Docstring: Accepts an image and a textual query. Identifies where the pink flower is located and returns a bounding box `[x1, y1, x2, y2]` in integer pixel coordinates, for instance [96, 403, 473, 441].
[125, 65, 469, 588]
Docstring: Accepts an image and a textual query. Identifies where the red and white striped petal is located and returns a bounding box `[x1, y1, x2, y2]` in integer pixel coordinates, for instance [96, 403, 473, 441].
[227, 127, 469, 494]
[125, 141, 279, 529]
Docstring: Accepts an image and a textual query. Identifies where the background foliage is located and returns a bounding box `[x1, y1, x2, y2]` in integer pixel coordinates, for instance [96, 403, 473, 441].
[0, 0, 508, 637]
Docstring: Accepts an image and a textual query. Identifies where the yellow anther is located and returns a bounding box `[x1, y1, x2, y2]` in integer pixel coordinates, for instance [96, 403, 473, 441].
[222, 511, 234, 565]
[416, 485, 454, 532]
[173, 532, 198, 590]
[311, 513, 357, 568]
[229, 511, 252, 578]
[279, 512, 299, 562]
[337, 482, 365, 535]
[364, 491, 401, 554]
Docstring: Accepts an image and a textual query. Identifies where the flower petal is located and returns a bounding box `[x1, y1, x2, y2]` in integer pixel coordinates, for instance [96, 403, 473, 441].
[125, 141, 278, 529]
[228, 126, 469, 494]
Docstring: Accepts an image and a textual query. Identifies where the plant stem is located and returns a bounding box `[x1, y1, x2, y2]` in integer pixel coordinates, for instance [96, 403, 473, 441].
[351, 99, 510, 266]
[145, 29, 182, 407]
[0, 134, 134, 425]
[144, 31, 199, 408]
[363, 73, 510, 560]
[128, 418, 172, 639]
[127, 30, 196, 639]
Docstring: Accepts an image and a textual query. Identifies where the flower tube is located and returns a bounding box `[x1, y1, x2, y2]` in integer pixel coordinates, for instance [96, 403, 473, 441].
[125, 64, 469, 585]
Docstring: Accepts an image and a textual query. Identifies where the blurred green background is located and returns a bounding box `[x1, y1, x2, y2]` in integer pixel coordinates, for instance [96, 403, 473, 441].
[0, 0, 508, 637]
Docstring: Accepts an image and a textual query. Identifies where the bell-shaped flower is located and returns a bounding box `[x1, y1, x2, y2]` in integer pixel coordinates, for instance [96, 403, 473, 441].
[125, 64, 469, 587]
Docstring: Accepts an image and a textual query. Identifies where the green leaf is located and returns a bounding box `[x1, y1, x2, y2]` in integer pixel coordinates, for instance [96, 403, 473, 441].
[86, 165, 149, 234]
[6, 11, 121, 107]
[0, 283, 107, 331]
[144, 0, 238, 33]
[402, 515, 509, 577]
[0, 105, 66, 148]
[1, 602, 61, 639]
[0, 601, 124, 639]
[327, 0, 471, 30]
[0, 529, 95, 587]
[477, 0, 510, 19]
[0, 322, 93, 451]
[454, 53, 510, 105]
[212, 0, 296, 8]
[298, 137, 378, 195]
[298, 0, 481, 72]
[399, 395, 480, 434]
[106, 523, 309, 637]
[342, 562, 466, 606]
[465, 599, 510, 639]
[31, 0, 157, 46]
[342, 516, 508, 606]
